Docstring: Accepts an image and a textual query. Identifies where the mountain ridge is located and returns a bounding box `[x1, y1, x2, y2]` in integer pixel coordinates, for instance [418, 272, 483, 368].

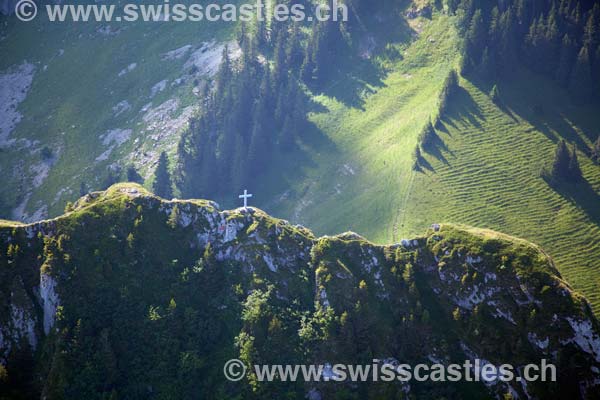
[1, 183, 600, 399]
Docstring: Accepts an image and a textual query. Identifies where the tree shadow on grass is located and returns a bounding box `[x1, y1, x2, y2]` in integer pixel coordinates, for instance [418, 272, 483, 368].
[314, 5, 415, 110]
[544, 175, 600, 224]
[416, 156, 435, 173]
[422, 121, 456, 165]
[442, 86, 485, 130]
[422, 133, 450, 165]
[504, 94, 590, 151]
[473, 67, 595, 152]
[316, 52, 387, 111]
[240, 119, 337, 212]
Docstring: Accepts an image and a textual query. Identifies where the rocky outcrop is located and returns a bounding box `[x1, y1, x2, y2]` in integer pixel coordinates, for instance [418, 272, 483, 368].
[0, 185, 598, 399]
[40, 272, 60, 335]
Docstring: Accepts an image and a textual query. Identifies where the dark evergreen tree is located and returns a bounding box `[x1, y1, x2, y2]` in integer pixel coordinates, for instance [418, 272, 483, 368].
[569, 46, 594, 101]
[593, 135, 600, 163]
[126, 165, 143, 183]
[214, 45, 232, 114]
[286, 23, 304, 70]
[153, 152, 173, 199]
[300, 47, 316, 83]
[459, 47, 474, 76]
[413, 146, 423, 170]
[447, 0, 459, 15]
[568, 145, 583, 181]
[496, 8, 518, 77]
[420, 121, 438, 151]
[490, 84, 501, 104]
[466, 10, 486, 62]
[551, 140, 573, 180]
[582, 4, 599, 52]
[556, 34, 576, 86]
[230, 134, 246, 192]
[439, 69, 459, 115]
[273, 28, 288, 86]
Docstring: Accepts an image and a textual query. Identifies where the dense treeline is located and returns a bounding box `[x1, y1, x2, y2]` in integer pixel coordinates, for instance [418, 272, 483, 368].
[177, 0, 600, 196]
[176, 0, 356, 200]
[174, 0, 389, 200]
[455, 0, 600, 101]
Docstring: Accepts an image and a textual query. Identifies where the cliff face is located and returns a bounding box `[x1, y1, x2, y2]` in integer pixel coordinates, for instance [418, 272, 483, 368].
[0, 184, 599, 399]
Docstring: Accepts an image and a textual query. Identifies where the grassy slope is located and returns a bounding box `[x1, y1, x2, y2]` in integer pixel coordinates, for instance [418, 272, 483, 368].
[0, 6, 236, 218]
[3, 3, 599, 316]
[266, 9, 600, 314]
[403, 70, 600, 313]
[267, 13, 461, 243]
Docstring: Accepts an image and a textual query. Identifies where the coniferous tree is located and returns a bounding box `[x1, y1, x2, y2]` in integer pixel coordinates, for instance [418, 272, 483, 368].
[459, 47, 473, 76]
[556, 34, 576, 86]
[420, 121, 438, 151]
[413, 146, 423, 170]
[447, 0, 459, 15]
[126, 165, 143, 183]
[286, 23, 304, 70]
[490, 84, 501, 104]
[230, 134, 246, 192]
[214, 45, 232, 114]
[593, 135, 600, 163]
[569, 46, 594, 101]
[273, 30, 288, 86]
[551, 140, 572, 180]
[466, 10, 485, 62]
[568, 145, 583, 181]
[300, 47, 316, 83]
[595, 45, 600, 96]
[497, 8, 518, 77]
[198, 135, 217, 196]
[153, 152, 173, 199]
[439, 69, 459, 114]
[582, 5, 599, 51]
[480, 46, 496, 80]
[544, 6, 561, 74]
[311, 22, 328, 84]
[200, 242, 225, 299]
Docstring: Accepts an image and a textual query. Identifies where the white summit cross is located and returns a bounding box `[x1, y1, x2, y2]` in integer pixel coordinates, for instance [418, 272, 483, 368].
[239, 189, 253, 209]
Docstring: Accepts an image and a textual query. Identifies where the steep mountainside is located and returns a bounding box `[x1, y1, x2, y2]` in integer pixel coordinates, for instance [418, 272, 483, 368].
[403, 69, 600, 316]
[0, 4, 239, 220]
[3, 1, 600, 316]
[1, 184, 600, 399]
